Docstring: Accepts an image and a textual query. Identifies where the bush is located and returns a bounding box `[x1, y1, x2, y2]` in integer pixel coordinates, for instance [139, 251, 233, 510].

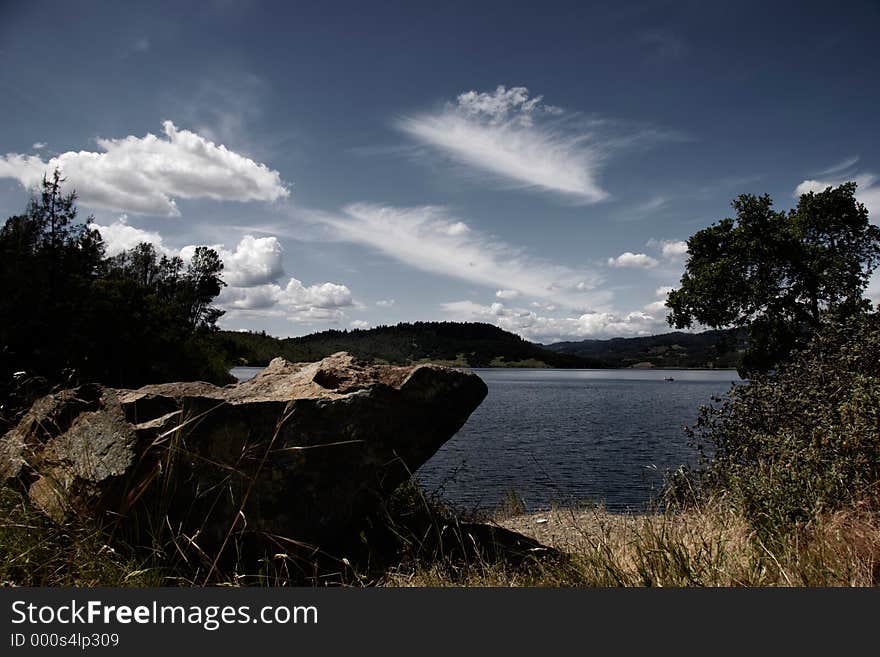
[671, 313, 880, 536]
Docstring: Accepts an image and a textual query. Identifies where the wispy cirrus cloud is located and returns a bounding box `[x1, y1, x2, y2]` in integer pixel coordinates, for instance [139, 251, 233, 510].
[0, 121, 289, 216]
[396, 85, 609, 202]
[640, 29, 687, 61]
[812, 155, 859, 177]
[314, 202, 607, 310]
[120, 36, 151, 58]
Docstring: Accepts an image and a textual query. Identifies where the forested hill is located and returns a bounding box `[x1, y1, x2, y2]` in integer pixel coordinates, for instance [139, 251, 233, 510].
[219, 323, 748, 370]
[217, 322, 603, 368]
[546, 328, 747, 369]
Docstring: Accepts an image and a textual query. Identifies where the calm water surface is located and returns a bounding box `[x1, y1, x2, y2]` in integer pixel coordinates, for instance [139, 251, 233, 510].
[231, 366, 268, 381]
[229, 366, 742, 512]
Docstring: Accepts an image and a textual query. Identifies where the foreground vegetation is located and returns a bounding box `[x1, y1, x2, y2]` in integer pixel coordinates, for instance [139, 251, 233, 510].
[668, 313, 880, 539]
[388, 501, 880, 587]
[3, 300, 880, 588]
[2, 485, 878, 587]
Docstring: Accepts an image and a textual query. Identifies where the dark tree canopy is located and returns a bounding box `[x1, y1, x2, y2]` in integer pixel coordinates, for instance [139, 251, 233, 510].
[666, 182, 880, 375]
[218, 321, 602, 369]
[0, 172, 230, 427]
[0, 172, 105, 380]
[184, 246, 226, 330]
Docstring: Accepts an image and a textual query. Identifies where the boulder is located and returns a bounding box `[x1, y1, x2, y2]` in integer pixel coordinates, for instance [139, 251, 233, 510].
[0, 353, 488, 559]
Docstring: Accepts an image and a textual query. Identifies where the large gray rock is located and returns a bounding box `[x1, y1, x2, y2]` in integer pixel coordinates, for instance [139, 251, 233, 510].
[0, 353, 487, 556]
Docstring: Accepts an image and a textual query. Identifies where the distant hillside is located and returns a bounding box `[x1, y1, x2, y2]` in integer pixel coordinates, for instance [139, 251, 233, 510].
[546, 328, 747, 369]
[218, 322, 604, 369]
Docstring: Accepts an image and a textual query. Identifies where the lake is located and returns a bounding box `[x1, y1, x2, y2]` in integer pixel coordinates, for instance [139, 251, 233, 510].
[229, 366, 742, 512]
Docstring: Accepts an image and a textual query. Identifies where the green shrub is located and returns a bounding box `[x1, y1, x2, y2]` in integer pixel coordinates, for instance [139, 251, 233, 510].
[671, 313, 880, 536]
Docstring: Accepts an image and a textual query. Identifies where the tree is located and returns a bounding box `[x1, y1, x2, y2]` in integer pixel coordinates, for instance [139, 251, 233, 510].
[100, 241, 227, 383]
[666, 182, 880, 375]
[1, 173, 232, 427]
[0, 172, 105, 376]
[183, 246, 226, 330]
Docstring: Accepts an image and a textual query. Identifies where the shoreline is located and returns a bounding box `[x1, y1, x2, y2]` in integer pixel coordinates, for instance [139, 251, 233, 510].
[232, 363, 741, 372]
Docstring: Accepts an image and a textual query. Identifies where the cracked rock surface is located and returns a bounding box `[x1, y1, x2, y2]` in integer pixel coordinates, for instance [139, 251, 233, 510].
[0, 353, 488, 553]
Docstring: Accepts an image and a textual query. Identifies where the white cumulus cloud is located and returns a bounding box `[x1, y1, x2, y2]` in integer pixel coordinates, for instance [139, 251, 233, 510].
[216, 234, 284, 287]
[218, 278, 355, 323]
[660, 240, 687, 258]
[643, 300, 668, 313]
[646, 238, 688, 259]
[0, 121, 289, 216]
[643, 285, 675, 313]
[607, 252, 658, 268]
[441, 300, 668, 342]
[455, 86, 560, 127]
[88, 216, 171, 257]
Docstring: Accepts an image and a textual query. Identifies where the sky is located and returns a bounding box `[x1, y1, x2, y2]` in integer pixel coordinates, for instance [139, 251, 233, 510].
[1, 0, 879, 343]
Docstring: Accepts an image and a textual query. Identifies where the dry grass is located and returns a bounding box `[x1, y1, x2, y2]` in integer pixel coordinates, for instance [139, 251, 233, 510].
[0, 486, 162, 587]
[383, 500, 880, 587]
[3, 481, 879, 587]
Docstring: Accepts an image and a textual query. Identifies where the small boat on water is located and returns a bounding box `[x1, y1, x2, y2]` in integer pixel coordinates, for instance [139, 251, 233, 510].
[664, 376, 675, 381]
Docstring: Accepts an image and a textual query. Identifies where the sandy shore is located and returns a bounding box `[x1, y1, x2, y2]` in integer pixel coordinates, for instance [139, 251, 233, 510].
[494, 507, 655, 552]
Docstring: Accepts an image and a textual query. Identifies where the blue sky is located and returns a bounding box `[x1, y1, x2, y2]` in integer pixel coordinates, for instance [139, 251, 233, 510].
[1, 0, 879, 342]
